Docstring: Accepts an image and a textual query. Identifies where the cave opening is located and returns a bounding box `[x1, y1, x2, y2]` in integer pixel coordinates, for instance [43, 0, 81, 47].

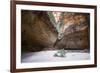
[21, 10, 90, 62]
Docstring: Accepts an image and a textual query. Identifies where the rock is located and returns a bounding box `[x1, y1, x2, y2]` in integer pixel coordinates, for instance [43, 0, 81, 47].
[54, 12, 90, 50]
[21, 10, 57, 52]
[21, 11, 90, 52]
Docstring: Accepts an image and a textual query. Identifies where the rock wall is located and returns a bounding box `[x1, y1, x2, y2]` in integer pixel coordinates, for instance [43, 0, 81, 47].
[54, 28, 89, 49]
[21, 10, 57, 52]
[54, 13, 90, 50]
[21, 10, 90, 52]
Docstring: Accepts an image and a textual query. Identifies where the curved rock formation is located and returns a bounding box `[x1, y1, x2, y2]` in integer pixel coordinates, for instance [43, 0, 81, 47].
[21, 11, 90, 52]
[54, 13, 90, 50]
[21, 10, 57, 52]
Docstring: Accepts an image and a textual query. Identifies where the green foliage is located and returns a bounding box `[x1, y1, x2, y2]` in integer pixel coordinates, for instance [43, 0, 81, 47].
[47, 12, 64, 33]
[54, 49, 66, 57]
[47, 12, 56, 25]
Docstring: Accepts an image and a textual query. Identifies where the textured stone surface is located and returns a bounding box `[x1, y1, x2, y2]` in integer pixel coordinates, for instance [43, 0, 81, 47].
[21, 10, 57, 52]
[21, 10, 90, 52]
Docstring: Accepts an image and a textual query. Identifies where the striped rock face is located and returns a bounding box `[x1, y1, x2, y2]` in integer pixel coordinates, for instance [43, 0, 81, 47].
[54, 12, 90, 50]
[21, 10, 90, 52]
[61, 13, 88, 34]
[50, 12, 89, 35]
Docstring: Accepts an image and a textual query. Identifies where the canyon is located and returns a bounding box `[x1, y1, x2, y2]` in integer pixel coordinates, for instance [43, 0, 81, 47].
[21, 10, 90, 52]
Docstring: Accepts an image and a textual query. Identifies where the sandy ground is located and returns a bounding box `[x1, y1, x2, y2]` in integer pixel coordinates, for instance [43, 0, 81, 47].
[21, 50, 90, 63]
